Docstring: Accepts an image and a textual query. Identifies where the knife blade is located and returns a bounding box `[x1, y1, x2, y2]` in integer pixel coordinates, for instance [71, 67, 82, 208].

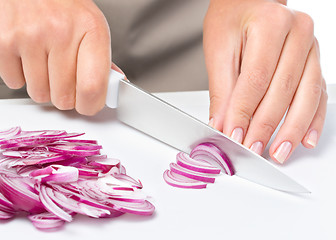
[106, 70, 310, 193]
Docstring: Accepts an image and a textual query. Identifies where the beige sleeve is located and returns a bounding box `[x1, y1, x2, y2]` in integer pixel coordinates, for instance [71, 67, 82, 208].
[94, 0, 210, 92]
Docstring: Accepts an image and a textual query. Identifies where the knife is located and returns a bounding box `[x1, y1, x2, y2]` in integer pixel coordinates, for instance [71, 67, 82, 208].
[106, 70, 310, 193]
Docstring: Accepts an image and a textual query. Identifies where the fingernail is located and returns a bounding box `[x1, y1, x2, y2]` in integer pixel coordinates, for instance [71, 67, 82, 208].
[273, 141, 292, 164]
[208, 118, 214, 128]
[307, 130, 318, 148]
[250, 141, 263, 155]
[230, 128, 244, 143]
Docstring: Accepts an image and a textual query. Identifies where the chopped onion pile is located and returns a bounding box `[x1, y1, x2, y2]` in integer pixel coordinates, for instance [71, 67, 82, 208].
[0, 127, 154, 230]
[163, 143, 234, 189]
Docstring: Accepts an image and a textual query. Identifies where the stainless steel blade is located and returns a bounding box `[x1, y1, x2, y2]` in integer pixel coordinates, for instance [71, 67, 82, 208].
[114, 79, 310, 193]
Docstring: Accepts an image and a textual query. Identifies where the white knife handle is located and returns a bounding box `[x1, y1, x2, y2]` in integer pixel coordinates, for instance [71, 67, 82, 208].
[106, 69, 125, 108]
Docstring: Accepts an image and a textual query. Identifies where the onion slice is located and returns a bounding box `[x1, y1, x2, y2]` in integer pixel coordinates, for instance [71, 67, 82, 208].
[0, 127, 21, 140]
[28, 212, 65, 230]
[190, 143, 234, 176]
[176, 152, 221, 174]
[38, 184, 73, 222]
[163, 170, 207, 189]
[0, 209, 14, 220]
[169, 163, 216, 183]
[163, 142, 235, 189]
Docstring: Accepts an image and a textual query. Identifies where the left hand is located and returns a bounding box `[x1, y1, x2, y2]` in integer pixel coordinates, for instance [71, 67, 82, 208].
[203, 0, 328, 164]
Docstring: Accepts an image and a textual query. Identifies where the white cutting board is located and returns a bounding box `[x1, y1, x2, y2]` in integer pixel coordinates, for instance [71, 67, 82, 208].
[0, 91, 335, 240]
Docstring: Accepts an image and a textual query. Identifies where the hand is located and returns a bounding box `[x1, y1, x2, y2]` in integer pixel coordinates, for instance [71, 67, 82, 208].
[0, 0, 111, 115]
[203, 0, 327, 163]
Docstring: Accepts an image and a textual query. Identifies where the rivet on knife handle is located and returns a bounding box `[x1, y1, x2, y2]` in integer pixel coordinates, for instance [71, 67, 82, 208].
[106, 69, 125, 108]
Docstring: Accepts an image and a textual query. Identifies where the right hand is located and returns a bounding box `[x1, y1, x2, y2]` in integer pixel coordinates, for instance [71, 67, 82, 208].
[0, 0, 111, 115]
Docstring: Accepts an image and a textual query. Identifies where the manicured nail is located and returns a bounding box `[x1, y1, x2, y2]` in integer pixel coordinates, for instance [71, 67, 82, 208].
[208, 118, 214, 128]
[307, 130, 318, 148]
[273, 141, 292, 164]
[230, 128, 243, 143]
[250, 141, 263, 155]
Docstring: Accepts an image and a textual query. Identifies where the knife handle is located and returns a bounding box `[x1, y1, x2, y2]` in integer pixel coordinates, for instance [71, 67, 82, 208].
[106, 69, 125, 108]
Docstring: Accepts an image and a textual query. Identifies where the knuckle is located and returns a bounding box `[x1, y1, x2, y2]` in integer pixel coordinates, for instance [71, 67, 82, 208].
[48, 15, 73, 44]
[234, 106, 252, 124]
[78, 79, 105, 99]
[81, 11, 107, 33]
[258, 120, 278, 136]
[209, 94, 225, 110]
[258, 3, 293, 29]
[294, 12, 314, 37]
[0, 32, 17, 51]
[310, 82, 322, 97]
[315, 111, 325, 124]
[244, 67, 269, 92]
[278, 73, 295, 94]
[321, 85, 328, 102]
[22, 26, 45, 46]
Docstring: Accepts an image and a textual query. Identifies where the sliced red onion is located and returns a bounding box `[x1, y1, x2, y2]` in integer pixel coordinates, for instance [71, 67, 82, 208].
[3, 150, 67, 166]
[0, 209, 14, 220]
[0, 127, 21, 140]
[28, 212, 65, 230]
[29, 166, 54, 177]
[120, 165, 127, 174]
[163, 170, 207, 189]
[0, 127, 155, 230]
[169, 163, 216, 183]
[190, 143, 234, 176]
[163, 142, 235, 189]
[48, 145, 101, 157]
[77, 168, 100, 178]
[0, 175, 44, 213]
[38, 184, 73, 222]
[0, 192, 15, 214]
[40, 165, 79, 184]
[107, 199, 155, 216]
[112, 173, 143, 189]
[44, 187, 110, 218]
[88, 158, 120, 174]
[176, 152, 221, 174]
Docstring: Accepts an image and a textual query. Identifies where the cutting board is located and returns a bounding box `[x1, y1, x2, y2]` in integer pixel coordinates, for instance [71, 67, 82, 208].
[0, 91, 335, 240]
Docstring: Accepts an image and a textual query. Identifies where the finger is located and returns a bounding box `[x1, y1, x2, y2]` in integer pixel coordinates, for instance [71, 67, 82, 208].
[48, 40, 77, 110]
[243, 12, 314, 155]
[20, 46, 50, 103]
[222, 15, 291, 143]
[204, 31, 239, 131]
[0, 44, 25, 89]
[269, 43, 322, 164]
[76, 19, 111, 116]
[302, 78, 327, 148]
